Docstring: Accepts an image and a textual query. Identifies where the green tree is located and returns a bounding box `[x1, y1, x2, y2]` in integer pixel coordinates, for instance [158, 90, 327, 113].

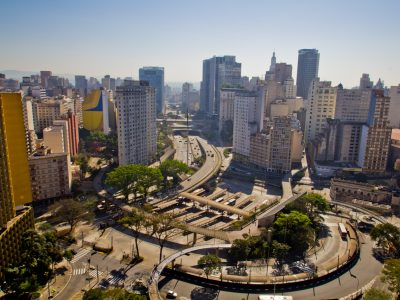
[363, 288, 391, 300]
[3, 230, 60, 296]
[371, 223, 400, 256]
[49, 198, 94, 233]
[137, 167, 163, 199]
[272, 240, 291, 265]
[75, 153, 89, 177]
[159, 159, 189, 188]
[119, 211, 146, 258]
[198, 254, 222, 279]
[273, 211, 313, 255]
[83, 288, 104, 300]
[286, 192, 329, 220]
[151, 213, 181, 262]
[230, 238, 251, 263]
[105, 165, 138, 201]
[382, 259, 400, 295]
[83, 288, 147, 300]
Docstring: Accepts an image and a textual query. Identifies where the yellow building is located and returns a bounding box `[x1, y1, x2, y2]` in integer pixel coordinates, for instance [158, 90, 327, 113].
[83, 89, 109, 133]
[0, 92, 34, 275]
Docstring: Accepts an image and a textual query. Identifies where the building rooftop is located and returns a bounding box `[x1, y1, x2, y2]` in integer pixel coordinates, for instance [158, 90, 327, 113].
[392, 128, 400, 141]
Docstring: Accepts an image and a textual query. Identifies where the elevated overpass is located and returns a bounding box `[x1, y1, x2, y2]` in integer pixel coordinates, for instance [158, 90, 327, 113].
[180, 192, 252, 218]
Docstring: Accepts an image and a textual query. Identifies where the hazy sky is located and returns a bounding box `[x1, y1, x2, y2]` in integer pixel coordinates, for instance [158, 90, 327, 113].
[1, 0, 399, 87]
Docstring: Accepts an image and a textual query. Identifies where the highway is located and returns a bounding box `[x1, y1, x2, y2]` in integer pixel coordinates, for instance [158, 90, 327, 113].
[178, 136, 222, 193]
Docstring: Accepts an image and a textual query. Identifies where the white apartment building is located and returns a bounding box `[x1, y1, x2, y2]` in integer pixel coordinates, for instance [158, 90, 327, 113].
[219, 88, 242, 132]
[305, 78, 337, 142]
[116, 80, 156, 165]
[232, 91, 263, 158]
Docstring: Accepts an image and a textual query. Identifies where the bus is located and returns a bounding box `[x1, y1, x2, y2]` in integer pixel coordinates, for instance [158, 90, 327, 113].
[338, 223, 347, 239]
[258, 296, 293, 300]
[215, 197, 224, 203]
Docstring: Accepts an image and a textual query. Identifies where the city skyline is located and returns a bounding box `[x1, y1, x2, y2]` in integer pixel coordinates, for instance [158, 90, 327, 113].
[1, 0, 400, 87]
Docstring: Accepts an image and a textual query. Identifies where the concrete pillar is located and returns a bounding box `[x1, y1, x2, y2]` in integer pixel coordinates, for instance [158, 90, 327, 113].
[193, 232, 197, 244]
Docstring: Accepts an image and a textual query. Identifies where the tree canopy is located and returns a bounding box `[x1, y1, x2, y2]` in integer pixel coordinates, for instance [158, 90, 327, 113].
[3, 230, 63, 296]
[159, 159, 189, 188]
[273, 211, 313, 255]
[362, 288, 392, 300]
[119, 211, 147, 258]
[198, 254, 222, 279]
[382, 259, 400, 295]
[83, 288, 146, 300]
[105, 164, 163, 202]
[150, 213, 180, 262]
[371, 223, 400, 256]
[49, 198, 93, 233]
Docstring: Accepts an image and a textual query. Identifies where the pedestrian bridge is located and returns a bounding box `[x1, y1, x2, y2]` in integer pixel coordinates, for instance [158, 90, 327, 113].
[180, 192, 252, 218]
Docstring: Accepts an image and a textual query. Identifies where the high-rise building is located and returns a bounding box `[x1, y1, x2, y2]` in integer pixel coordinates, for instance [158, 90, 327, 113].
[40, 71, 52, 89]
[269, 116, 293, 172]
[29, 146, 71, 201]
[22, 96, 37, 155]
[388, 84, 400, 128]
[102, 75, 111, 90]
[304, 79, 337, 142]
[60, 111, 79, 156]
[107, 90, 117, 132]
[82, 89, 110, 134]
[115, 80, 156, 165]
[296, 49, 319, 99]
[139, 67, 164, 115]
[335, 85, 371, 123]
[32, 99, 62, 134]
[200, 56, 241, 116]
[181, 82, 193, 111]
[0, 92, 35, 274]
[358, 89, 391, 174]
[75, 75, 88, 97]
[232, 90, 263, 159]
[219, 88, 242, 131]
[359, 73, 373, 90]
[43, 125, 67, 154]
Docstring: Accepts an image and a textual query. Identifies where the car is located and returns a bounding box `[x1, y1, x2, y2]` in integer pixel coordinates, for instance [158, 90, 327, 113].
[167, 290, 177, 299]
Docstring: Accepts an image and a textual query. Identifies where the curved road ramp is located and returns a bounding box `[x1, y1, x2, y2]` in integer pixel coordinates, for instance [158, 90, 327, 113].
[148, 222, 360, 299]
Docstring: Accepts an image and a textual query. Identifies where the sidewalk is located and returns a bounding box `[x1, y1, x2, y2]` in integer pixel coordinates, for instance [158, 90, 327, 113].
[40, 259, 72, 300]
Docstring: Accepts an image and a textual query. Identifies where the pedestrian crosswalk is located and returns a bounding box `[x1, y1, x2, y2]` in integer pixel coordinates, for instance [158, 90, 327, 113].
[72, 265, 104, 277]
[70, 248, 91, 264]
[73, 268, 86, 275]
[88, 269, 103, 278]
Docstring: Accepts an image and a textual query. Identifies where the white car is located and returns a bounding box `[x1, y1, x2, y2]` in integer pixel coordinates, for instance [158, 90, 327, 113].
[167, 290, 177, 298]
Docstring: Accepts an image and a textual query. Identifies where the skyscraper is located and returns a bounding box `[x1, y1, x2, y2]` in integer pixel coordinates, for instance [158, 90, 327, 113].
[296, 49, 320, 99]
[115, 80, 156, 165]
[139, 67, 164, 115]
[0, 92, 35, 274]
[181, 82, 193, 111]
[304, 78, 337, 143]
[40, 70, 52, 89]
[75, 75, 88, 97]
[358, 89, 391, 174]
[200, 56, 241, 116]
